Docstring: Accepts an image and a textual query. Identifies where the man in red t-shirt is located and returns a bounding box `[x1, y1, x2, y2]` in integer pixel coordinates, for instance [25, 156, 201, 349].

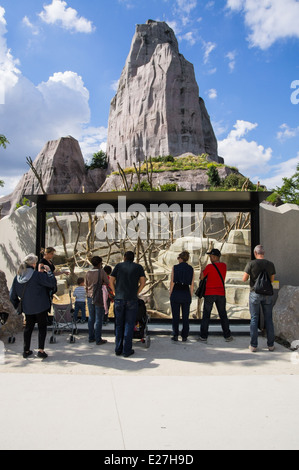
[199, 249, 233, 342]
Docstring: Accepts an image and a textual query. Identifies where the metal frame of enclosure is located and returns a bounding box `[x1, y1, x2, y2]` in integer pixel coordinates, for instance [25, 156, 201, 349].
[29, 191, 272, 325]
[29, 191, 271, 256]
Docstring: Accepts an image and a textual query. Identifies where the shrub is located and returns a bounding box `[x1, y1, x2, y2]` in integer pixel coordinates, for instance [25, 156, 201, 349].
[223, 173, 254, 190]
[207, 164, 221, 187]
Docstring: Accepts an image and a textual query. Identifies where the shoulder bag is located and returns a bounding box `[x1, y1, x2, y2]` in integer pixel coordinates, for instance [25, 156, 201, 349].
[195, 275, 207, 298]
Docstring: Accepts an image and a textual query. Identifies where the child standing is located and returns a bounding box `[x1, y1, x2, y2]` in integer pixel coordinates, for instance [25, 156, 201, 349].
[73, 277, 87, 323]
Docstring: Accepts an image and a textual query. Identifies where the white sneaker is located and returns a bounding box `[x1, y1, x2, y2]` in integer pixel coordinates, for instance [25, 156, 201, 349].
[249, 345, 258, 352]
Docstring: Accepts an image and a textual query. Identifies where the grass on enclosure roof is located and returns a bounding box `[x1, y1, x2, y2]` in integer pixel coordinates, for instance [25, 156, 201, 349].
[112, 154, 230, 175]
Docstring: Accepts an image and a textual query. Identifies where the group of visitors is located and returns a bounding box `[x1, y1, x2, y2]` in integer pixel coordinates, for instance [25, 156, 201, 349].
[169, 245, 276, 353]
[9, 250, 146, 359]
[9, 244, 276, 360]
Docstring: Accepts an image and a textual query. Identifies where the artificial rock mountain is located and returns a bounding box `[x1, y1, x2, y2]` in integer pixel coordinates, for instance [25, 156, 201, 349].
[107, 20, 221, 170]
[0, 21, 224, 218]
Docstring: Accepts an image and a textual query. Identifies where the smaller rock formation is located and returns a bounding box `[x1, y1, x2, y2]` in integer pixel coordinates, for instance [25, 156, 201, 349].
[273, 286, 299, 344]
[0, 136, 107, 218]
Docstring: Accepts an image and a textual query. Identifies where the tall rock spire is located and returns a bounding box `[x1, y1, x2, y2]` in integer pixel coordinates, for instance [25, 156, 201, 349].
[107, 20, 220, 169]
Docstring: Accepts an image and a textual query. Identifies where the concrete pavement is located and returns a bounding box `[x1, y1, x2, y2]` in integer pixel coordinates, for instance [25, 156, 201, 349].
[1, 325, 299, 450]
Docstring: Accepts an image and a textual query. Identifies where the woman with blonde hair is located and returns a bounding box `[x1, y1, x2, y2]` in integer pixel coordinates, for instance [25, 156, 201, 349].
[10, 254, 56, 359]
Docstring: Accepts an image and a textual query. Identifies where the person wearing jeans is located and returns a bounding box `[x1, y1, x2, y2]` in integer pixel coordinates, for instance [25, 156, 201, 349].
[200, 295, 232, 340]
[85, 256, 110, 346]
[243, 245, 276, 352]
[114, 299, 139, 356]
[110, 251, 146, 358]
[248, 292, 275, 350]
[87, 297, 105, 344]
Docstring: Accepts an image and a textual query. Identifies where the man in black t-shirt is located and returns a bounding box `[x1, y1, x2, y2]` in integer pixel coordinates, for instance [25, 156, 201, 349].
[110, 251, 146, 357]
[243, 245, 276, 352]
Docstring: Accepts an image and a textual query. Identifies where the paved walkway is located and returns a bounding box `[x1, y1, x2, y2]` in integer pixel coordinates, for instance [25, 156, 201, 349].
[1, 325, 299, 450]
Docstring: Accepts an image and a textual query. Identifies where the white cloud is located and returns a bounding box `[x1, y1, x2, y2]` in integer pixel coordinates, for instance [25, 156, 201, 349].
[175, 0, 198, 15]
[0, 9, 105, 195]
[277, 123, 299, 142]
[1, 69, 106, 193]
[79, 126, 108, 160]
[173, 0, 198, 28]
[180, 31, 197, 45]
[226, 50, 236, 72]
[226, 0, 299, 49]
[165, 20, 180, 35]
[118, 0, 135, 9]
[22, 16, 40, 36]
[1, 70, 91, 163]
[218, 120, 272, 175]
[39, 0, 95, 34]
[261, 155, 299, 189]
[202, 41, 217, 63]
[110, 80, 119, 92]
[208, 88, 217, 99]
[0, 7, 21, 105]
[0, 175, 22, 199]
[218, 120, 299, 189]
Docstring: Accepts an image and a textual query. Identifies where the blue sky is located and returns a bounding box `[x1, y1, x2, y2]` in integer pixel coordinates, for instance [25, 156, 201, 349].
[0, 0, 298, 197]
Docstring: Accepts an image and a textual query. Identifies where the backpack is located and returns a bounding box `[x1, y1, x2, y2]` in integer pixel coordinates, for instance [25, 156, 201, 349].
[254, 270, 273, 296]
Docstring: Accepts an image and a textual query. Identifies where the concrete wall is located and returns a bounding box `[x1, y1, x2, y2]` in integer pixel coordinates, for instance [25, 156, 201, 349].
[260, 203, 299, 288]
[0, 206, 36, 288]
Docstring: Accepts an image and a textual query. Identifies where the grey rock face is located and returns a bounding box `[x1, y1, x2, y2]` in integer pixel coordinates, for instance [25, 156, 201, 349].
[273, 286, 299, 344]
[100, 165, 234, 192]
[107, 20, 220, 170]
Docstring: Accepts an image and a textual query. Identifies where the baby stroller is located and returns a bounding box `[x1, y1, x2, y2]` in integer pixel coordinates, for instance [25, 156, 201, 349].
[49, 290, 78, 344]
[133, 299, 151, 348]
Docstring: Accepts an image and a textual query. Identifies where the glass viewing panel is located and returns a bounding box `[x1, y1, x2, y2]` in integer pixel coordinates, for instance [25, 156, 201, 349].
[45, 204, 251, 322]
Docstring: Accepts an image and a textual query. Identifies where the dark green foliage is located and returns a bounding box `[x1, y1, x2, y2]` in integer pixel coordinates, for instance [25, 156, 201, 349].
[274, 164, 299, 205]
[85, 151, 108, 170]
[207, 164, 221, 187]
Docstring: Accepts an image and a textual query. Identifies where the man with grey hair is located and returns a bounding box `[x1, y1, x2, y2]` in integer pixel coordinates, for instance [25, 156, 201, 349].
[243, 245, 276, 352]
